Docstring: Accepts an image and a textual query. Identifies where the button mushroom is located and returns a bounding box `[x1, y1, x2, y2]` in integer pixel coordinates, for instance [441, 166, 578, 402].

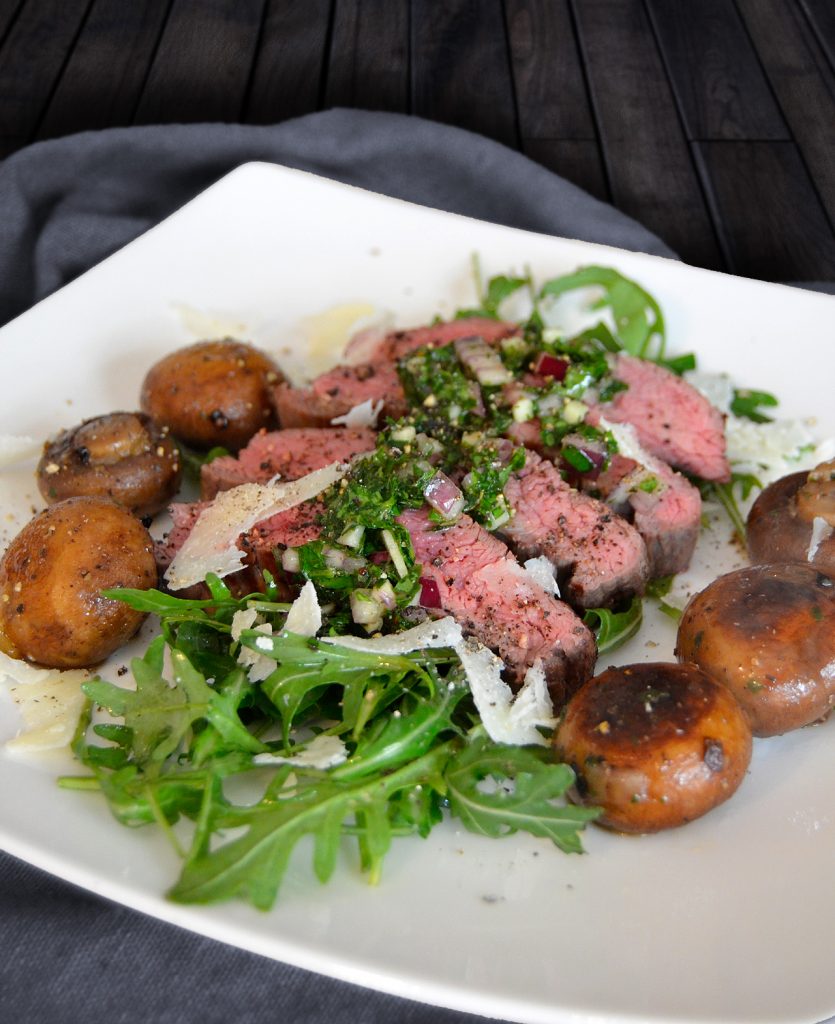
[676, 562, 835, 737]
[746, 459, 835, 575]
[36, 412, 181, 518]
[0, 497, 158, 668]
[553, 662, 752, 833]
[140, 339, 283, 452]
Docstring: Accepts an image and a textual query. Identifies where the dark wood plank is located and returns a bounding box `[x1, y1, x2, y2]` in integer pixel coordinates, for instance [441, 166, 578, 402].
[645, 0, 788, 140]
[505, 0, 594, 139]
[245, 0, 331, 123]
[133, 0, 264, 124]
[411, 0, 518, 149]
[737, 0, 835, 229]
[522, 139, 608, 202]
[695, 140, 835, 280]
[0, 0, 91, 157]
[800, 0, 835, 75]
[325, 0, 409, 113]
[571, 0, 723, 268]
[38, 0, 171, 139]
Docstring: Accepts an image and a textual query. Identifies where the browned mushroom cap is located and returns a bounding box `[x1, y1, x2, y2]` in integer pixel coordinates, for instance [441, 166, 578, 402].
[676, 562, 835, 737]
[140, 339, 283, 451]
[36, 412, 181, 518]
[747, 463, 835, 576]
[0, 497, 157, 668]
[553, 662, 751, 833]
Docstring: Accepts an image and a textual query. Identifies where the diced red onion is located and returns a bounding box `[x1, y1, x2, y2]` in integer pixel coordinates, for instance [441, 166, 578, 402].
[454, 336, 513, 386]
[373, 580, 397, 610]
[534, 352, 569, 380]
[424, 471, 465, 519]
[323, 547, 346, 570]
[419, 577, 442, 608]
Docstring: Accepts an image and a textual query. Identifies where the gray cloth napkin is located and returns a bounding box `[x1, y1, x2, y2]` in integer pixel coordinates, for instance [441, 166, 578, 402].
[0, 107, 705, 1024]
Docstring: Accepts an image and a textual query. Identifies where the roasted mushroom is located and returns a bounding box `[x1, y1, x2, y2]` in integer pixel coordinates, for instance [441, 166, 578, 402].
[36, 412, 181, 518]
[746, 459, 835, 575]
[0, 497, 157, 668]
[676, 562, 835, 737]
[553, 662, 752, 833]
[140, 339, 282, 451]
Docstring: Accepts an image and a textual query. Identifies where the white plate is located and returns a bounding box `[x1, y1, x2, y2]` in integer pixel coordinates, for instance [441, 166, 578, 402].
[1, 163, 834, 1024]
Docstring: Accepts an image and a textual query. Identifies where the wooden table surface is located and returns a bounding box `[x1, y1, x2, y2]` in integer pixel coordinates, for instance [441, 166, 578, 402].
[1, 0, 833, 283]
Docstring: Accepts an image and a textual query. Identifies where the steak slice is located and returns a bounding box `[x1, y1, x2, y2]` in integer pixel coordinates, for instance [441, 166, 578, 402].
[500, 447, 650, 608]
[201, 427, 376, 499]
[377, 317, 519, 361]
[591, 454, 702, 577]
[274, 318, 518, 429]
[274, 362, 407, 428]
[398, 507, 596, 705]
[591, 354, 730, 482]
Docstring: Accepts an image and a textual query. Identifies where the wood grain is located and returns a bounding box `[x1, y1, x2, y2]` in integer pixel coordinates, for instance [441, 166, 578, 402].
[133, 0, 264, 124]
[411, 0, 518, 148]
[505, 0, 594, 139]
[522, 139, 608, 201]
[325, 0, 409, 112]
[737, 0, 835, 228]
[695, 140, 835, 280]
[245, 0, 331, 123]
[0, 0, 91, 156]
[571, 0, 723, 268]
[37, 0, 171, 138]
[645, 0, 787, 140]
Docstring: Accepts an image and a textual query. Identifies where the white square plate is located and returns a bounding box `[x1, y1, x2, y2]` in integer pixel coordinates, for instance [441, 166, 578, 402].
[1, 163, 834, 1024]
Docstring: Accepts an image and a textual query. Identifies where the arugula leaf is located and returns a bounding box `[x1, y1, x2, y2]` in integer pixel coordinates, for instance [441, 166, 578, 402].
[730, 388, 778, 423]
[583, 597, 643, 654]
[445, 736, 599, 852]
[540, 266, 666, 360]
[702, 472, 763, 544]
[83, 638, 215, 773]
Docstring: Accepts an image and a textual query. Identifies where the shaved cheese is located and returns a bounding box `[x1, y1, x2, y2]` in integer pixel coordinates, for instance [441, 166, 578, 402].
[454, 642, 555, 747]
[323, 616, 554, 746]
[166, 462, 346, 590]
[808, 516, 833, 562]
[0, 652, 88, 756]
[230, 608, 275, 682]
[0, 434, 39, 467]
[253, 733, 348, 770]
[330, 398, 384, 429]
[522, 556, 560, 596]
[322, 616, 464, 655]
[284, 580, 322, 637]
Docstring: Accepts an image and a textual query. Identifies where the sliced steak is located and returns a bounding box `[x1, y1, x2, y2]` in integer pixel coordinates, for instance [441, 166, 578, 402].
[274, 362, 406, 428]
[590, 354, 730, 482]
[201, 427, 376, 499]
[377, 317, 518, 361]
[591, 454, 702, 577]
[274, 318, 517, 429]
[398, 507, 596, 705]
[500, 447, 650, 608]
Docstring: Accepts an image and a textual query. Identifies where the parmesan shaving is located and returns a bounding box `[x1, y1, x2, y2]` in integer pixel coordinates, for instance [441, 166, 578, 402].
[522, 556, 560, 596]
[0, 652, 88, 756]
[330, 398, 384, 429]
[454, 641, 555, 747]
[165, 462, 346, 590]
[252, 734, 348, 770]
[231, 608, 276, 682]
[322, 616, 463, 655]
[808, 516, 833, 562]
[284, 580, 322, 637]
